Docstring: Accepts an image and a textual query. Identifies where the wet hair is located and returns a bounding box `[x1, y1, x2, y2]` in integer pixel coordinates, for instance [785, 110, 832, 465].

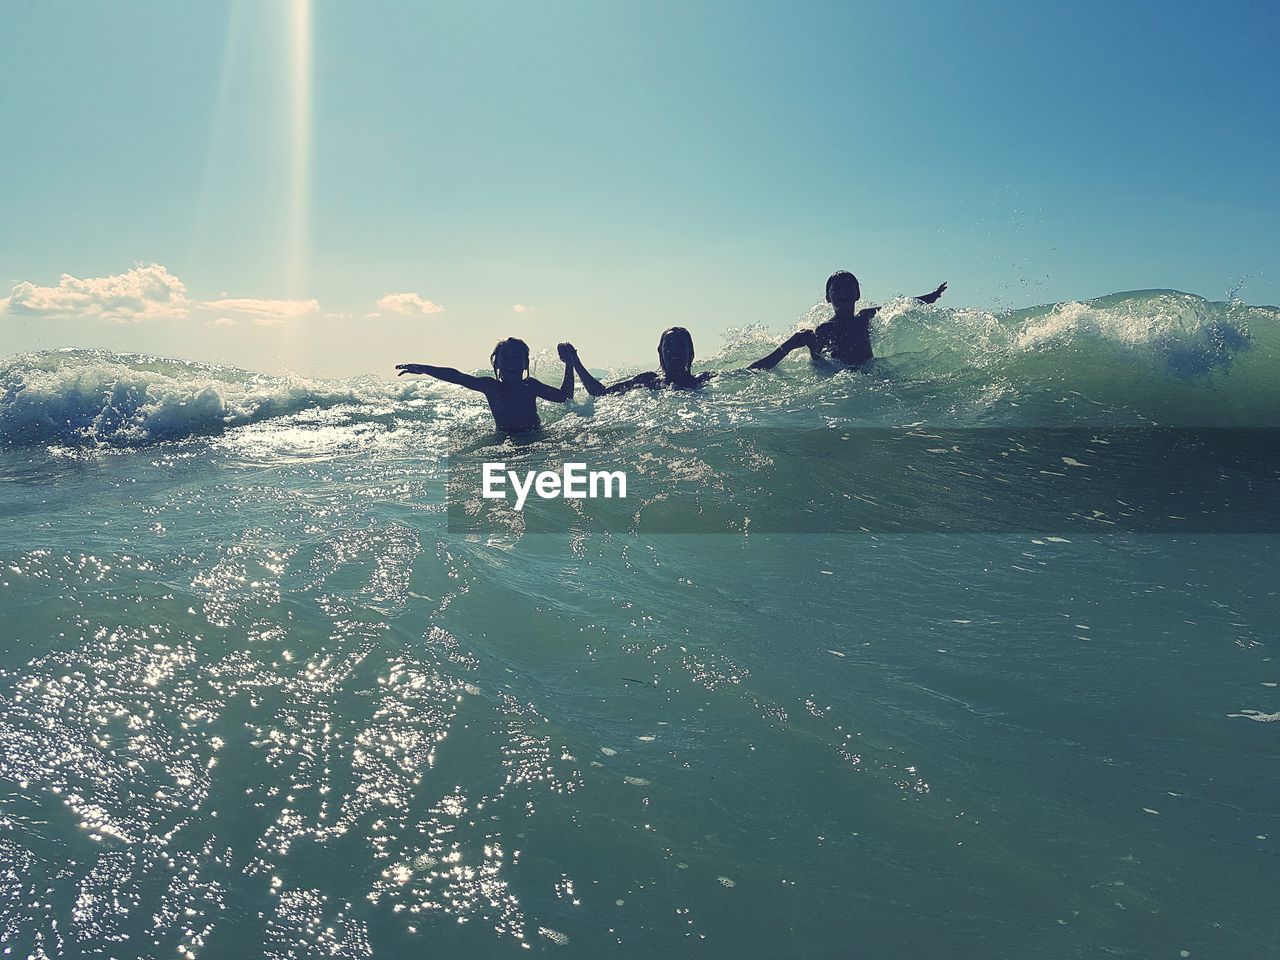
[657, 326, 695, 378]
[490, 337, 530, 380]
[825, 270, 861, 302]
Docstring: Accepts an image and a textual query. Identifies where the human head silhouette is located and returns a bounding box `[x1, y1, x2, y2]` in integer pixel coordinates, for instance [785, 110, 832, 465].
[825, 270, 861, 314]
[490, 337, 530, 381]
[657, 327, 695, 379]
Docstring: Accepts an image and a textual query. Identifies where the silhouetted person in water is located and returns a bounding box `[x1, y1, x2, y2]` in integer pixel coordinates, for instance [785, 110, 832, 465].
[396, 337, 574, 431]
[751, 271, 948, 370]
[564, 326, 806, 397]
[565, 275, 948, 393]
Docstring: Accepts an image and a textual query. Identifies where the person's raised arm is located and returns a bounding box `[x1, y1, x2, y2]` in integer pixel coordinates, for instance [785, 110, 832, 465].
[563, 344, 657, 396]
[749, 330, 818, 370]
[562, 343, 607, 397]
[528, 344, 577, 402]
[914, 282, 948, 305]
[395, 363, 491, 393]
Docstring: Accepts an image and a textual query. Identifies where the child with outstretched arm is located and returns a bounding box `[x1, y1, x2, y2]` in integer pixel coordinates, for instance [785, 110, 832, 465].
[396, 337, 575, 431]
[750, 271, 948, 370]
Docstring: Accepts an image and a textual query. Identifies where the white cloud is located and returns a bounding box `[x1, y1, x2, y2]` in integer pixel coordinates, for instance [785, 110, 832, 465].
[1, 264, 321, 327]
[4, 263, 189, 323]
[205, 297, 319, 323]
[513, 304, 529, 313]
[377, 292, 444, 316]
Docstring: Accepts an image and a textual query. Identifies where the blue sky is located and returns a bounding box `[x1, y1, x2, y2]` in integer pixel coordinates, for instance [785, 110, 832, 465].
[2, 0, 1277, 376]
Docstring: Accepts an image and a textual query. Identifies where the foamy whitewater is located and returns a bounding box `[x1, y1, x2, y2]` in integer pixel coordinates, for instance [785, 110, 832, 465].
[1, 291, 1277, 958]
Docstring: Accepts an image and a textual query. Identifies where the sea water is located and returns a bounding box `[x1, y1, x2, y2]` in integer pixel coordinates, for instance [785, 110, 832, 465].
[1, 291, 1277, 958]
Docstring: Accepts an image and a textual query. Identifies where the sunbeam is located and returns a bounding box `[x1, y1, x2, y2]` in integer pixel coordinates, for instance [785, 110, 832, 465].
[287, 0, 312, 298]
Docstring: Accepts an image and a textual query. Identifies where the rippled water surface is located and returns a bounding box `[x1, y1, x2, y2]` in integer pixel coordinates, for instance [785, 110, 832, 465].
[2, 292, 1278, 958]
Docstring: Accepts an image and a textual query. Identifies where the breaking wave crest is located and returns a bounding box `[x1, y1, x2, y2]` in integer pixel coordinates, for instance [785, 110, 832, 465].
[2, 290, 1277, 448]
[0, 349, 402, 448]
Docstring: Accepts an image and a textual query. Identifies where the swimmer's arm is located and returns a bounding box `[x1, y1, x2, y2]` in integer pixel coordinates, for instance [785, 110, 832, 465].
[529, 361, 575, 403]
[566, 350, 655, 396]
[749, 330, 818, 370]
[602, 372, 661, 395]
[915, 281, 948, 304]
[568, 356, 609, 397]
[853, 284, 946, 322]
[395, 363, 492, 393]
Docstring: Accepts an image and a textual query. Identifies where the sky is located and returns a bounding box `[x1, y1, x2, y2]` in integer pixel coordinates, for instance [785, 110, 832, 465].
[2, 0, 1277, 377]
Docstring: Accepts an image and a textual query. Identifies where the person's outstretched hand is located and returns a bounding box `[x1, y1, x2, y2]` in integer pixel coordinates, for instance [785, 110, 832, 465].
[557, 342, 578, 363]
[921, 282, 948, 304]
[790, 329, 818, 348]
[396, 363, 426, 376]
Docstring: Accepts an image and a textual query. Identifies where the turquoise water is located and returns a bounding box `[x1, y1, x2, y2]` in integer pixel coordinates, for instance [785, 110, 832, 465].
[1, 291, 1278, 958]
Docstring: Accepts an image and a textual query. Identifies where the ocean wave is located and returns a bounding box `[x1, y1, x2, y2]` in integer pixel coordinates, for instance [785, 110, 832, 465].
[707, 289, 1279, 426]
[2, 291, 1277, 448]
[0, 349, 400, 448]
